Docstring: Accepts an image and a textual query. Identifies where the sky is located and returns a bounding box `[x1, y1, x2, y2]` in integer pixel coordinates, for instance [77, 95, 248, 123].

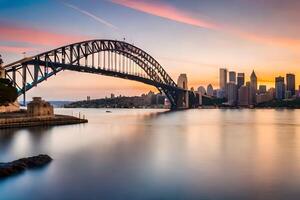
[0, 0, 300, 100]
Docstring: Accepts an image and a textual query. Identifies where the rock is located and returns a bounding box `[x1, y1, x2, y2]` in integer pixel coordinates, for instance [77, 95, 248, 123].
[0, 155, 52, 178]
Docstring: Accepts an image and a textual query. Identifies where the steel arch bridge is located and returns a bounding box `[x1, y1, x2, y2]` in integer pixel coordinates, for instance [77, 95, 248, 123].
[3, 40, 197, 109]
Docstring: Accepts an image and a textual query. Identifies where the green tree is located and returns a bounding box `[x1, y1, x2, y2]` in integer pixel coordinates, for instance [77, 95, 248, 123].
[0, 54, 18, 105]
[0, 54, 3, 66]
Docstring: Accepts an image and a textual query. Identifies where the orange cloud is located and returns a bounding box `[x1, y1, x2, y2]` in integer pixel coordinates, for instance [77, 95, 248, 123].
[0, 23, 86, 47]
[110, 0, 300, 49]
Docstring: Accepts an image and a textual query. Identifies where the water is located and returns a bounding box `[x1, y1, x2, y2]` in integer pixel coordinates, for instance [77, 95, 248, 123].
[1, 109, 300, 200]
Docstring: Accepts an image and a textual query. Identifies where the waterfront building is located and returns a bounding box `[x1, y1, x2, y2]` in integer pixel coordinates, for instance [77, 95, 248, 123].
[87, 96, 91, 101]
[213, 89, 218, 97]
[219, 68, 227, 90]
[215, 89, 224, 99]
[275, 76, 285, 100]
[27, 97, 54, 117]
[197, 86, 206, 95]
[111, 93, 115, 99]
[227, 82, 238, 106]
[229, 71, 236, 83]
[258, 85, 267, 94]
[250, 70, 257, 105]
[237, 73, 245, 89]
[238, 85, 249, 106]
[268, 88, 276, 99]
[286, 73, 295, 96]
[256, 93, 273, 104]
[285, 90, 292, 99]
[207, 84, 214, 96]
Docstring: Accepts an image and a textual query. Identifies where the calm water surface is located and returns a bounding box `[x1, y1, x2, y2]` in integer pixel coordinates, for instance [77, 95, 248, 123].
[1, 109, 300, 200]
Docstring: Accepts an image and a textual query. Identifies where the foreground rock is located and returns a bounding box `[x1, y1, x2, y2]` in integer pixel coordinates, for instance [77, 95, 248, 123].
[0, 155, 52, 178]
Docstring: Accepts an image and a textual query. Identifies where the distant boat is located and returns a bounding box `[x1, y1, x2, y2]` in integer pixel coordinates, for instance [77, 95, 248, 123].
[106, 110, 112, 113]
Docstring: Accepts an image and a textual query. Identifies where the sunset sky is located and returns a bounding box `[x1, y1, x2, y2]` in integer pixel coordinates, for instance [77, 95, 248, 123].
[1, 0, 300, 100]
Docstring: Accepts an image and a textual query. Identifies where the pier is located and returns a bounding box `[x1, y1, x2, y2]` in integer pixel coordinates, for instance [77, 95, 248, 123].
[0, 111, 87, 129]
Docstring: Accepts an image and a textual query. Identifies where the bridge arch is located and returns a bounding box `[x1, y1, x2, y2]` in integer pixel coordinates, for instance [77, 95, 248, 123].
[3, 40, 190, 109]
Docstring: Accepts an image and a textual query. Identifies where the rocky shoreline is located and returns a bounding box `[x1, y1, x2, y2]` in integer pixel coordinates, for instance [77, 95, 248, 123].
[0, 155, 52, 178]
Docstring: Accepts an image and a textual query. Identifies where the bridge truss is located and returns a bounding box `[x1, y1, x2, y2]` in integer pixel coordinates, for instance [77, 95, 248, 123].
[4, 40, 194, 109]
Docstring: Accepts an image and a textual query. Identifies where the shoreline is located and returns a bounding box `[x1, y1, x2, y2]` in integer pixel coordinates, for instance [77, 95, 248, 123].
[61, 107, 300, 110]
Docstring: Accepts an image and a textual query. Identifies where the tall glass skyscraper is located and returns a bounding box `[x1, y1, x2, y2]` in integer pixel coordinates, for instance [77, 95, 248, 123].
[219, 68, 227, 90]
[237, 73, 245, 89]
[229, 71, 236, 83]
[275, 76, 285, 100]
[286, 73, 295, 96]
[249, 70, 257, 105]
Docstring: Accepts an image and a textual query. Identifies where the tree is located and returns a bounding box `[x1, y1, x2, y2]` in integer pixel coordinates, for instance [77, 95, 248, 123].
[0, 54, 3, 66]
[0, 54, 18, 105]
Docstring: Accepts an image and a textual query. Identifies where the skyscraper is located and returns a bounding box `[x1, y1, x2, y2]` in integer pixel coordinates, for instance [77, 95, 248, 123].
[227, 82, 238, 106]
[219, 68, 227, 90]
[286, 73, 295, 96]
[250, 70, 257, 105]
[237, 73, 245, 89]
[229, 71, 236, 83]
[238, 85, 249, 106]
[275, 76, 285, 100]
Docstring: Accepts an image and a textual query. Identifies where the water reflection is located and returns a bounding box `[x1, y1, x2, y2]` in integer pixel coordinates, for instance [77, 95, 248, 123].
[1, 109, 300, 199]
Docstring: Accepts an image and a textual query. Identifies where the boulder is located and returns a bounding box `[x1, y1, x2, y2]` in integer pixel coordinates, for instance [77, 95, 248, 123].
[0, 155, 52, 178]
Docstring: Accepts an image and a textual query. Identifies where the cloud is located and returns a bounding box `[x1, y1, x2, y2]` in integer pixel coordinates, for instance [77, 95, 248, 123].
[0, 22, 86, 47]
[110, 0, 217, 30]
[62, 2, 118, 30]
[110, 0, 300, 49]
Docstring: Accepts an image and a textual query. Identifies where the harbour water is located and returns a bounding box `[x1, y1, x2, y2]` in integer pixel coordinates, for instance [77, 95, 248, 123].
[1, 108, 300, 200]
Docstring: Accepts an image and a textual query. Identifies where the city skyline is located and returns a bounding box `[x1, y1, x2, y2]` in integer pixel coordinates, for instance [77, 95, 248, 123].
[1, 0, 300, 100]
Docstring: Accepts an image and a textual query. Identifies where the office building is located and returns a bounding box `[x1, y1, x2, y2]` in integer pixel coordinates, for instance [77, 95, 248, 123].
[250, 70, 257, 105]
[285, 90, 292, 99]
[229, 71, 236, 83]
[237, 73, 245, 89]
[286, 73, 295, 96]
[275, 76, 285, 100]
[227, 82, 238, 106]
[238, 85, 249, 106]
[268, 88, 276, 99]
[219, 68, 227, 90]
[258, 85, 267, 94]
[216, 89, 225, 99]
[256, 93, 273, 104]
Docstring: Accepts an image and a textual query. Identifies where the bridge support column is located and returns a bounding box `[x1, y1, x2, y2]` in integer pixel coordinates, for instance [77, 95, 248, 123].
[175, 90, 189, 109]
[176, 74, 189, 108]
[22, 64, 27, 106]
[12, 67, 16, 87]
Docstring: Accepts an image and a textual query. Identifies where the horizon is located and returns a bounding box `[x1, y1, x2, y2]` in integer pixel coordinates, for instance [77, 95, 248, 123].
[1, 0, 300, 101]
